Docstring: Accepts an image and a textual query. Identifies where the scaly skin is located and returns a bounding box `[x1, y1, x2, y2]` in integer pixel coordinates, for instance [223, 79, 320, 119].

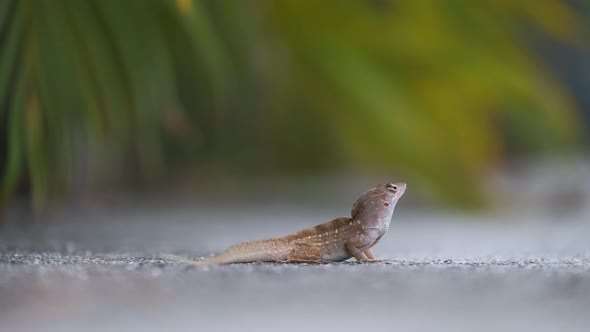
[165, 182, 406, 265]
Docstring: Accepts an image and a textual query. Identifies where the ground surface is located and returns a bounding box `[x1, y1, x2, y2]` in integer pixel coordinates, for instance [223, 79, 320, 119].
[1, 199, 590, 332]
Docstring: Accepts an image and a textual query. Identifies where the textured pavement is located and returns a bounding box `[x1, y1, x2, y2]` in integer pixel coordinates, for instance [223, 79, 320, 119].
[1, 200, 590, 332]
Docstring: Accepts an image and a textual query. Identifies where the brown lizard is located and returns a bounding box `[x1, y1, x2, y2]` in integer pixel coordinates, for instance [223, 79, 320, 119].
[165, 182, 406, 265]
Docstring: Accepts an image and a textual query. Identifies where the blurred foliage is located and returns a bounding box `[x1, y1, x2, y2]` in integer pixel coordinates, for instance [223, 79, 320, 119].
[0, 0, 586, 209]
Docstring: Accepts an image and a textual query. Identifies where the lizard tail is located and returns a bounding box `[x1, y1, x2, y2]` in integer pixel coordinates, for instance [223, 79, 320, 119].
[162, 238, 289, 266]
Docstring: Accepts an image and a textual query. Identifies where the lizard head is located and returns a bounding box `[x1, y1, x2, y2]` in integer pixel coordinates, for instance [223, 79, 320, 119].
[351, 182, 406, 223]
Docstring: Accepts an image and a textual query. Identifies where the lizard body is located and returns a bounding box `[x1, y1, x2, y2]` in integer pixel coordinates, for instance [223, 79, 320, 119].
[168, 182, 406, 265]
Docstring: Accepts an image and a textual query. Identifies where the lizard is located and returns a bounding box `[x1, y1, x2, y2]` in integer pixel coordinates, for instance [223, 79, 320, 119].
[164, 182, 406, 266]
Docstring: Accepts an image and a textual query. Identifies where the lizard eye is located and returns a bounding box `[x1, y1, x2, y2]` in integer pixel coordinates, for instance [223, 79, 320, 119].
[386, 183, 397, 192]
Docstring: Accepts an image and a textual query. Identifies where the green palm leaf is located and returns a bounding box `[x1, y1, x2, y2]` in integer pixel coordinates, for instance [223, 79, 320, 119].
[0, 0, 585, 209]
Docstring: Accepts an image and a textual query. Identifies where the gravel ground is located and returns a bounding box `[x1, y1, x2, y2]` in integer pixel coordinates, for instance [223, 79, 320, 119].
[1, 201, 590, 332]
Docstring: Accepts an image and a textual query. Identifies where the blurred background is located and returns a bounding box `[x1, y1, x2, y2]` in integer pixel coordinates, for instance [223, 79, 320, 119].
[2, 2, 590, 332]
[1, 0, 589, 214]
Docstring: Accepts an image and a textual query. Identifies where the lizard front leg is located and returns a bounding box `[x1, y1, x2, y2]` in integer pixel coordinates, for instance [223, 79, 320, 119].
[346, 227, 381, 262]
[364, 248, 376, 260]
[363, 248, 388, 262]
[345, 243, 369, 262]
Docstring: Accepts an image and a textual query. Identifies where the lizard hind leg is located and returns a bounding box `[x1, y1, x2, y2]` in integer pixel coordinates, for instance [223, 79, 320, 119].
[286, 242, 322, 264]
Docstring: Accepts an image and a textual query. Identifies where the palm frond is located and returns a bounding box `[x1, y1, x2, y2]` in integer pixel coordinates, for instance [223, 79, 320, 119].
[0, 0, 585, 209]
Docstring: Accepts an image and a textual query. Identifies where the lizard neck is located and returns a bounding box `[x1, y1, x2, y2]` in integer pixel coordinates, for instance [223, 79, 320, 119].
[359, 205, 394, 229]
